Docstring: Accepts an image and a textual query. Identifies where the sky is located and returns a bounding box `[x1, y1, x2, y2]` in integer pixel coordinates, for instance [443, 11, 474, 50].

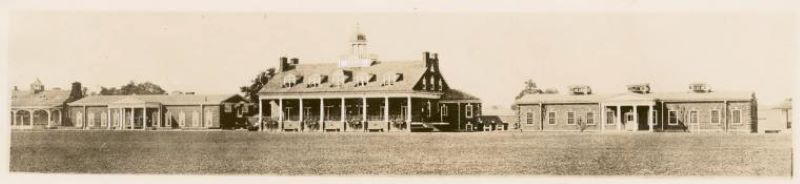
[7, 11, 797, 108]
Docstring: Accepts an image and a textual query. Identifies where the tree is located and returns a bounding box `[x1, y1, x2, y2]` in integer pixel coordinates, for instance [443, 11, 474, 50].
[515, 79, 544, 99]
[241, 68, 276, 102]
[99, 81, 167, 95]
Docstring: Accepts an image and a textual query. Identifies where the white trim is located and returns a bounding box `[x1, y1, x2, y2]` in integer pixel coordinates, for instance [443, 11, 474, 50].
[731, 108, 742, 124]
[525, 111, 534, 125]
[710, 109, 721, 124]
[668, 110, 678, 125]
[465, 104, 474, 118]
[689, 110, 698, 124]
[440, 105, 448, 117]
[547, 111, 556, 125]
[586, 112, 595, 125]
[605, 110, 615, 125]
[566, 111, 576, 125]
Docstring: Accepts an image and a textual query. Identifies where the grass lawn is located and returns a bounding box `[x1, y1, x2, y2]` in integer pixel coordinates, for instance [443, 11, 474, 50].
[9, 130, 793, 176]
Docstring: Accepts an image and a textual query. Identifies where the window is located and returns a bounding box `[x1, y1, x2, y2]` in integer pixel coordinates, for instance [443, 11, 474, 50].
[567, 112, 575, 125]
[668, 110, 678, 125]
[382, 73, 401, 86]
[75, 111, 83, 127]
[179, 111, 186, 126]
[426, 101, 432, 118]
[547, 112, 556, 125]
[241, 105, 249, 113]
[354, 72, 373, 87]
[711, 110, 720, 124]
[332, 72, 347, 87]
[100, 112, 108, 126]
[441, 105, 448, 117]
[526, 112, 534, 124]
[606, 111, 615, 125]
[224, 104, 232, 113]
[465, 104, 474, 118]
[282, 74, 298, 88]
[87, 112, 95, 127]
[113, 112, 120, 127]
[205, 110, 213, 127]
[307, 74, 325, 87]
[586, 112, 595, 125]
[732, 109, 741, 124]
[165, 112, 172, 127]
[192, 111, 200, 127]
[689, 110, 698, 124]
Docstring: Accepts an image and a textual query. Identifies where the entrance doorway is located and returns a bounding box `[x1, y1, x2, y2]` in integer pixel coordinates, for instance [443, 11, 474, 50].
[624, 112, 637, 131]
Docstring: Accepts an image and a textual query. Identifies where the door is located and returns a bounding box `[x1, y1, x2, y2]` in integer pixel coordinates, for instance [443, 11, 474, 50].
[625, 112, 636, 131]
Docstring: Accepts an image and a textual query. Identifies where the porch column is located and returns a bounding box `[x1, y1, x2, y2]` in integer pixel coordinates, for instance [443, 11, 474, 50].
[341, 98, 346, 131]
[47, 110, 52, 127]
[258, 98, 263, 131]
[383, 96, 392, 131]
[143, 107, 147, 130]
[299, 98, 304, 131]
[319, 98, 324, 132]
[633, 105, 638, 131]
[11, 111, 16, 127]
[616, 106, 622, 131]
[158, 106, 162, 128]
[107, 108, 111, 130]
[406, 95, 412, 131]
[83, 106, 87, 129]
[278, 98, 284, 131]
[200, 104, 205, 128]
[648, 105, 654, 132]
[599, 104, 605, 132]
[341, 97, 346, 122]
[457, 102, 462, 131]
[362, 96, 367, 132]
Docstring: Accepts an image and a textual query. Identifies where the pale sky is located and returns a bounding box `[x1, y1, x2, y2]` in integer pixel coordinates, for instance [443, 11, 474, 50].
[8, 11, 797, 107]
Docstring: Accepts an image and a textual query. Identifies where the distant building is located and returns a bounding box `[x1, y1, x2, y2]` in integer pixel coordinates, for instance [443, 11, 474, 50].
[759, 98, 792, 133]
[256, 29, 480, 132]
[10, 79, 83, 129]
[514, 83, 758, 133]
[67, 94, 248, 130]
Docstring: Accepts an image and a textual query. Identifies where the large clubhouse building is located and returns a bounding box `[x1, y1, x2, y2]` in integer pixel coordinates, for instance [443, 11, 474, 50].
[514, 83, 758, 132]
[255, 30, 482, 132]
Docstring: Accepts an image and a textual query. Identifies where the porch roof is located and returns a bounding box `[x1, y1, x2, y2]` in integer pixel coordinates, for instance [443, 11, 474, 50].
[68, 94, 243, 106]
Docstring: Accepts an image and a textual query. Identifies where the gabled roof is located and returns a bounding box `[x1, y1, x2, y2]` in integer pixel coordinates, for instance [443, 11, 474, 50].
[11, 90, 72, 107]
[259, 61, 428, 94]
[441, 89, 481, 103]
[68, 94, 244, 106]
[515, 91, 753, 105]
[515, 93, 618, 104]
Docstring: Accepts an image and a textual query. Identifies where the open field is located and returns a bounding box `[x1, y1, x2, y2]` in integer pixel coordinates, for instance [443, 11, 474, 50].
[9, 130, 793, 176]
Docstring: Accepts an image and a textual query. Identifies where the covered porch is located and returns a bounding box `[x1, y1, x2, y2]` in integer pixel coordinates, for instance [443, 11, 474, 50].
[258, 92, 442, 132]
[10, 106, 63, 129]
[600, 95, 657, 132]
[104, 98, 162, 130]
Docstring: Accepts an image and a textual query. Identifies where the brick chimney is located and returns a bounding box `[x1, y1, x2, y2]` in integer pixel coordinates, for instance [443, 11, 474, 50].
[68, 82, 84, 102]
[279, 57, 290, 72]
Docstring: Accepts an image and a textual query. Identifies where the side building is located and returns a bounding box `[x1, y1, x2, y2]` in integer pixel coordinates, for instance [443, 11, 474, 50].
[256, 30, 481, 132]
[66, 94, 249, 130]
[514, 83, 758, 133]
[10, 79, 83, 129]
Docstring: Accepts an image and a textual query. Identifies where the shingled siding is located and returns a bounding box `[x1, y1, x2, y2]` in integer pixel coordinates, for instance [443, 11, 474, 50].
[660, 101, 754, 132]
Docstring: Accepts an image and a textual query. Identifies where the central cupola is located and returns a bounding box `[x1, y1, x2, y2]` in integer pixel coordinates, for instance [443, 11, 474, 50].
[339, 24, 377, 68]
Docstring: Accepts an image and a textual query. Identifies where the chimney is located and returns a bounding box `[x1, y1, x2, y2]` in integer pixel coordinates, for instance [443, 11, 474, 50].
[626, 83, 651, 94]
[689, 83, 712, 93]
[569, 85, 592, 95]
[423, 51, 431, 68]
[279, 57, 289, 72]
[68, 82, 83, 102]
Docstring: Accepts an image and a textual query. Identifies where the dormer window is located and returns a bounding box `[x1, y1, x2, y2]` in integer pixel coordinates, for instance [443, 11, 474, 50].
[354, 72, 373, 87]
[282, 74, 300, 88]
[307, 74, 326, 88]
[331, 70, 350, 87]
[381, 72, 402, 86]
